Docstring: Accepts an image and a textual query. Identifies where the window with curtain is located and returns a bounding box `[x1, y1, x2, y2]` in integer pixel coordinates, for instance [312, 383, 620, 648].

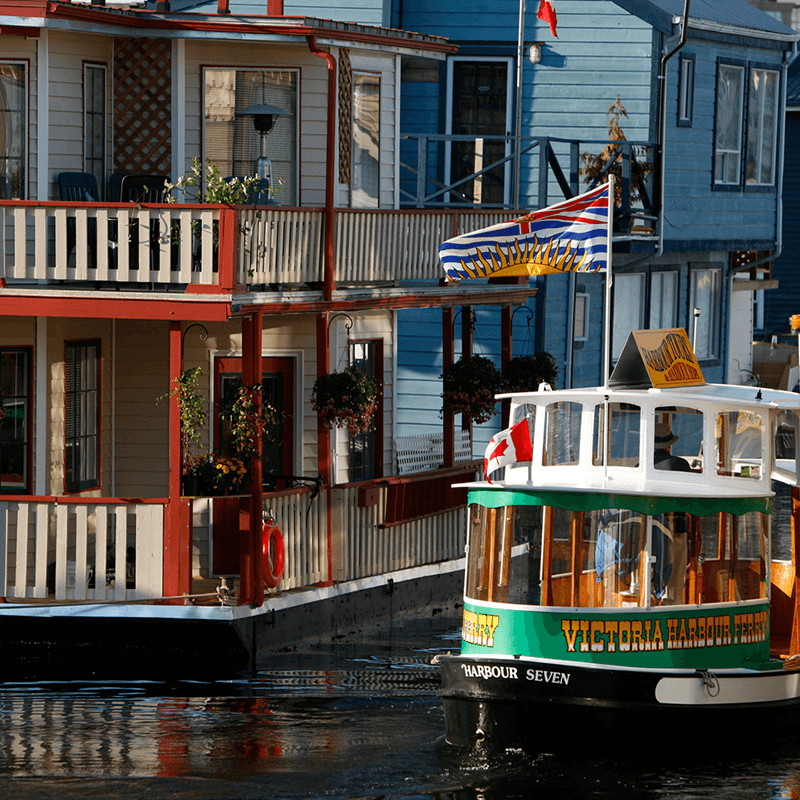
[65, 341, 100, 493]
[612, 273, 646, 360]
[351, 72, 380, 208]
[204, 68, 298, 205]
[649, 271, 678, 329]
[690, 269, 722, 361]
[714, 62, 745, 186]
[0, 62, 26, 199]
[746, 67, 779, 187]
[84, 63, 107, 196]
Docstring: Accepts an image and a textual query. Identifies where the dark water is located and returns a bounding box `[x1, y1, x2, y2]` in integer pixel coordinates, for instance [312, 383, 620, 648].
[1, 612, 800, 800]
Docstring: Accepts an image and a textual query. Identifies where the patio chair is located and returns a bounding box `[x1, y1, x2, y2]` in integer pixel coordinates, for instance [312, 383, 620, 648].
[117, 174, 169, 270]
[57, 172, 100, 268]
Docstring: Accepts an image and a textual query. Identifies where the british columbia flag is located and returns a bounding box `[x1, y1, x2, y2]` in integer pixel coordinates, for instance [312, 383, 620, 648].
[439, 182, 611, 282]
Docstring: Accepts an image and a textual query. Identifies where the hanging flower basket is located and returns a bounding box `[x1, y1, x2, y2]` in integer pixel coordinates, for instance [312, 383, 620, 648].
[442, 356, 501, 424]
[311, 366, 380, 436]
[502, 353, 558, 393]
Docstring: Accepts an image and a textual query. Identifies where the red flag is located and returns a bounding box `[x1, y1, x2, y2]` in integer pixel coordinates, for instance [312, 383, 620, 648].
[537, 0, 558, 38]
[484, 419, 533, 482]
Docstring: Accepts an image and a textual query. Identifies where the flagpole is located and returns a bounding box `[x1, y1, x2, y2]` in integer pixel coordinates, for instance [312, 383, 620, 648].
[602, 175, 614, 388]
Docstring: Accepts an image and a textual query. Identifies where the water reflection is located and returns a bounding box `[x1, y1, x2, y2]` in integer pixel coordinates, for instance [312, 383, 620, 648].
[1, 616, 800, 799]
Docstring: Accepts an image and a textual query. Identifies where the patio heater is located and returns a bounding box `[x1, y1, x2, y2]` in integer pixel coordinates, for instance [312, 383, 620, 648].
[235, 103, 286, 202]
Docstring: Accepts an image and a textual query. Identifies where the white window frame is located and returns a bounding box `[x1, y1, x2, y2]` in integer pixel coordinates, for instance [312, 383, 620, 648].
[746, 66, 780, 187]
[444, 56, 514, 206]
[0, 61, 27, 200]
[690, 268, 722, 361]
[714, 62, 745, 186]
[573, 292, 590, 342]
[678, 55, 694, 127]
[351, 71, 381, 209]
[649, 270, 678, 330]
[83, 62, 107, 197]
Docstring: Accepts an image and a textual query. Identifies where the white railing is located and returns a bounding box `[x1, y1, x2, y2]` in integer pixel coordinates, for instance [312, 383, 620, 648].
[396, 429, 473, 474]
[0, 202, 220, 286]
[238, 207, 324, 286]
[0, 500, 165, 602]
[334, 485, 466, 582]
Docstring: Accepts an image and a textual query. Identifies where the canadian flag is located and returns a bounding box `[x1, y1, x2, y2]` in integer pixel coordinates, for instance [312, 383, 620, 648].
[537, 0, 558, 38]
[484, 419, 533, 482]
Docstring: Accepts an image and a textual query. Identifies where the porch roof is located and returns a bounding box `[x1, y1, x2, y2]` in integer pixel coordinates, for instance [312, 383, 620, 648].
[0, 0, 457, 53]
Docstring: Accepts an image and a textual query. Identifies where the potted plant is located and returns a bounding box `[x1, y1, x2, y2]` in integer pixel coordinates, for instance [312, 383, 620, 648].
[502, 352, 558, 393]
[441, 356, 502, 424]
[159, 367, 207, 495]
[311, 366, 380, 436]
[222, 383, 282, 464]
[579, 95, 653, 213]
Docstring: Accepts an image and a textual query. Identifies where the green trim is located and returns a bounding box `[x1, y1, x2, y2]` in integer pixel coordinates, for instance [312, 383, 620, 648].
[467, 489, 772, 517]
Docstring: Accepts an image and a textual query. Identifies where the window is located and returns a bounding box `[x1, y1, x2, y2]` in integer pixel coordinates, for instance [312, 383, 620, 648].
[746, 67, 779, 186]
[612, 273, 645, 360]
[204, 68, 298, 205]
[84, 63, 106, 197]
[573, 292, 589, 342]
[349, 340, 383, 481]
[714, 62, 745, 186]
[0, 62, 26, 199]
[65, 341, 100, 493]
[649, 271, 678, 329]
[351, 72, 380, 208]
[0, 348, 31, 494]
[543, 402, 581, 466]
[678, 55, 694, 127]
[690, 268, 722, 361]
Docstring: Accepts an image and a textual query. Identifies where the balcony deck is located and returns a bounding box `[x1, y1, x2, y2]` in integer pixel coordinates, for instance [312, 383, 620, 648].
[0, 202, 520, 294]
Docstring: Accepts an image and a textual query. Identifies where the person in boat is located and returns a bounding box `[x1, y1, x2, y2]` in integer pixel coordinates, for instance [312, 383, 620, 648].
[653, 421, 692, 472]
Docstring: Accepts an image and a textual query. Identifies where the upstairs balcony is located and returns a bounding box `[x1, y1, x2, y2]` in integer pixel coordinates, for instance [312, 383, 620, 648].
[0, 201, 518, 296]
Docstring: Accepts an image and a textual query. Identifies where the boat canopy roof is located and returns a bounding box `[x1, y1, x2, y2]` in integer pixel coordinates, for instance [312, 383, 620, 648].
[461, 381, 800, 507]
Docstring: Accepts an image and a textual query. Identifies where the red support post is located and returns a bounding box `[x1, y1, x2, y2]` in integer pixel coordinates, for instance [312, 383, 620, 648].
[217, 206, 241, 293]
[316, 311, 334, 585]
[162, 321, 191, 602]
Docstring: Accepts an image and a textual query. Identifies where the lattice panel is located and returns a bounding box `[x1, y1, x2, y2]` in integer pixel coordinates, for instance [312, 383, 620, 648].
[113, 37, 172, 176]
[338, 48, 352, 185]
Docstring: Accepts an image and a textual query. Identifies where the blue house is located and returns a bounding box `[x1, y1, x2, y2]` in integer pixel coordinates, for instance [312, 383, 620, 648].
[140, 0, 797, 452]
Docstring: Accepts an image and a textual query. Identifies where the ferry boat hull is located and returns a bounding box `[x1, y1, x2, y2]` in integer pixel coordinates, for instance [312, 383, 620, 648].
[439, 653, 800, 752]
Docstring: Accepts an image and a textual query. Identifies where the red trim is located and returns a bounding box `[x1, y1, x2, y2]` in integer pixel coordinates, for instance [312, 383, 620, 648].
[0, 494, 169, 504]
[0, 25, 39, 37]
[0, 296, 233, 321]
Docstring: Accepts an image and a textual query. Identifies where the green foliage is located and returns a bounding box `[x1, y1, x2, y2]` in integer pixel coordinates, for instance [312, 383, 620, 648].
[311, 367, 381, 436]
[441, 356, 502, 424]
[222, 383, 282, 461]
[502, 353, 558, 393]
[166, 157, 265, 205]
[159, 367, 206, 471]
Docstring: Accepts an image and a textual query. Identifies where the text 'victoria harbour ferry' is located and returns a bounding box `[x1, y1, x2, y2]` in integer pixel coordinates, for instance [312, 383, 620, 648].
[437, 328, 800, 754]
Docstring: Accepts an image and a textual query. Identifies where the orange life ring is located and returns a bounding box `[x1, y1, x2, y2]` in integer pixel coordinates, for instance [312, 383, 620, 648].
[262, 520, 285, 588]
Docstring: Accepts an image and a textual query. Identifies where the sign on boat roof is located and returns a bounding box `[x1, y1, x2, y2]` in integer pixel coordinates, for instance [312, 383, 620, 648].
[610, 329, 705, 390]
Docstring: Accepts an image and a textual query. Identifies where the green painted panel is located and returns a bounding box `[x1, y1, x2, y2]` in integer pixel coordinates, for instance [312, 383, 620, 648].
[462, 600, 770, 669]
[467, 488, 772, 517]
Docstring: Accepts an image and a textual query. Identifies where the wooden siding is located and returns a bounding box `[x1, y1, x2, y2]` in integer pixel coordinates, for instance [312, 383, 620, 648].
[663, 39, 785, 249]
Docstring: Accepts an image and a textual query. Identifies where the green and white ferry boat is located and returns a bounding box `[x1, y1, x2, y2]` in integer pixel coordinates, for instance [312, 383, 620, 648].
[438, 330, 800, 752]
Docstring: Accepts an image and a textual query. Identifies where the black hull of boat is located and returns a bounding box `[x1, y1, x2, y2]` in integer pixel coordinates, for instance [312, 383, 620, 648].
[439, 654, 800, 754]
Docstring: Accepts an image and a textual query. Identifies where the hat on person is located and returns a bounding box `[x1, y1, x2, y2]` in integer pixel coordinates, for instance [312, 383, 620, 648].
[654, 421, 679, 448]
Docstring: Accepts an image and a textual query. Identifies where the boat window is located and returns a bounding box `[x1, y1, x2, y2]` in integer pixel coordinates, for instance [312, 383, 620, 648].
[698, 511, 768, 601]
[512, 403, 536, 426]
[716, 410, 764, 479]
[653, 406, 703, 472]
[465, 503, 542, 604]
[592, 403, 640, 467]
[774, 409, 797, 461]
[543, 402, 582, 466]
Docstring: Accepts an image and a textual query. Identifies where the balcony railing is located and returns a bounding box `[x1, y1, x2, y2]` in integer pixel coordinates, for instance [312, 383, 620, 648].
[0, 201, 519, 292]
